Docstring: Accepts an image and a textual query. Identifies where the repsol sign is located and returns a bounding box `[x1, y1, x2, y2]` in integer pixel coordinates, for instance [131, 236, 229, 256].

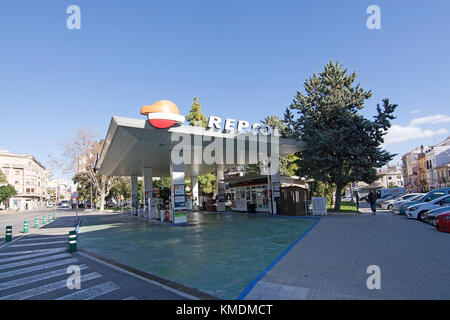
[207, 116, 280, 136]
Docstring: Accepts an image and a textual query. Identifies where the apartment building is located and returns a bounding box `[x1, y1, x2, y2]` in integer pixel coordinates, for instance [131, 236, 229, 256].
[0, 150, 50, 210]
[401, 136, 450, 192]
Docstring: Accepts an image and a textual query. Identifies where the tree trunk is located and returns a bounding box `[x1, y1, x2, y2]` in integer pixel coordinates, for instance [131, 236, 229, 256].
[99, 190, 106, 212]
[334, 183, 342, 211]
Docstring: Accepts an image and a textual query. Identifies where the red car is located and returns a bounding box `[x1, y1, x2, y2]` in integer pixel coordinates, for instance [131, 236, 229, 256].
[436, 213, 450, 233]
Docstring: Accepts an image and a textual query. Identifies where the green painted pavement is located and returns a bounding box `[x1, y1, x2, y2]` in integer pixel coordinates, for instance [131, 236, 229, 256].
[77, 212, 317, 299]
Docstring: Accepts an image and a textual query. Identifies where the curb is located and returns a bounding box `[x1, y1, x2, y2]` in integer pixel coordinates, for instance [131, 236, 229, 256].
[77, 247, 219, 300]
[236, 217, 322, 300]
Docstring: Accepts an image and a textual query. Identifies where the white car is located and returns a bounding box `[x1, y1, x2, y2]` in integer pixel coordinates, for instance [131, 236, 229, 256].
[381, 193, 422, 210]
[392, 194, 424, 213]
[405, 194, 450, 221]
[376, 193, 397, 205]
[59, 200, 71, 209]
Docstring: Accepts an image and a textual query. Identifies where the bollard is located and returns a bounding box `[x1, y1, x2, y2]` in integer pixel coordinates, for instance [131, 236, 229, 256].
[42, 216, 47, 225]
[35, 218, 40, 228]
[5, 226, 12, 242]
[23, 221, 29, 234]
[68, 231, 77, 252]
[48, 215, 52, 222]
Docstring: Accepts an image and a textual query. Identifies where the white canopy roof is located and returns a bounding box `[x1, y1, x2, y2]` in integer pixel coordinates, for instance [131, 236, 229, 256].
[98, 116, 305, 177]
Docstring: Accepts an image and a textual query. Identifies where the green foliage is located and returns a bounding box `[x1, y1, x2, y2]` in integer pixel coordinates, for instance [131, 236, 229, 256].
[0, 184, 17, 203]
[286, 61, 397, 210]
[243, 163, 263, 176]
[153, 177, 172, 201]
[107, 177, 131, 202]
[185, 97, 207, 128]
[72, 173, 95, 201]
[198, 173, 216, 195]
[261, 116, 299, 176]
[0, 169, 7, 185]
[185, 98, 215, 195]
[388, 182, 397, 188]
[261, 115, 288, 138]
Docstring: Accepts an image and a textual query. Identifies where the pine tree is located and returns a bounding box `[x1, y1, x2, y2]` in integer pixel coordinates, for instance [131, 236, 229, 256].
[186, 97, 207, 128]
[286, 61, 397, 211]
[185, 97, 215, 195]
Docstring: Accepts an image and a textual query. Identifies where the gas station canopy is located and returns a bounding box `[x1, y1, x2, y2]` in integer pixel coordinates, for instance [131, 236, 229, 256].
[98, 116, 305, 178]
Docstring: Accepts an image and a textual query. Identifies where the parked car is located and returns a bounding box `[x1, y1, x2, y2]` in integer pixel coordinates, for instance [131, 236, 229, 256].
[398, 188, 450, 216]
[436, 213, 450, 233]
[59, 200, 71, 209]
[382, 193, 422, 210]
[376, 193, 399, 205]
[392, 194, 424, 213]
[423, 206, 450, 226]
[405, 194, 450, 221]
[46, 202, 54, 208]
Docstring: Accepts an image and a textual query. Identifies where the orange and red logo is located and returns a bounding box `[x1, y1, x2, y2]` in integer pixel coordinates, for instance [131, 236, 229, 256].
[140, 100, 185, 129]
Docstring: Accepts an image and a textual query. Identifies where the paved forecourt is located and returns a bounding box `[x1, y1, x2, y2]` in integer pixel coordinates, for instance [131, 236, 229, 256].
[0, 214, 187, 300]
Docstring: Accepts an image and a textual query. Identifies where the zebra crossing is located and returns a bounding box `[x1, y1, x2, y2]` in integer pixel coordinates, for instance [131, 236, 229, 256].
[0, 234, 127, 300]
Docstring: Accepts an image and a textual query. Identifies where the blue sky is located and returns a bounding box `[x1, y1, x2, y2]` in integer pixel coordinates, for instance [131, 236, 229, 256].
[1, 0, 450, 180]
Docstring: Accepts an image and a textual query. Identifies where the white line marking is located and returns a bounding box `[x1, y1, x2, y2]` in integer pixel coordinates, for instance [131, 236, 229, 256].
[0, 264, 89, 291]
[9, 241, 67, 247]
[0, 248, 66, 264]
[0, 248, 64, 257]
[78, 251, 200, 300]
[0, 258, 79, 279]
[0, 253, 71, 271]
[56, 281, 119, 300]
[17, 236, 68, 242]
[0, 272, 102, 300]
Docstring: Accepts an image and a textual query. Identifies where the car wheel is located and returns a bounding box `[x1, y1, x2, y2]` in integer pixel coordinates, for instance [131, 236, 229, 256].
[388, 204, 393, 210]
[417, 211, 427, 222]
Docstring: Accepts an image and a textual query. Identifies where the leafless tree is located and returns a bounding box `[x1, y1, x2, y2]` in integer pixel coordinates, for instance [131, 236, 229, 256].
[61, 127, 118, 211]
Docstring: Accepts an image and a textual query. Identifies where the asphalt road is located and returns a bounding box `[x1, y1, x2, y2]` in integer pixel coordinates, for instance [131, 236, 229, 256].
[0, 212, 189, 300]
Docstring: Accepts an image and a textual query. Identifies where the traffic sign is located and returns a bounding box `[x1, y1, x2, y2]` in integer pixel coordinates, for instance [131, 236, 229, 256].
[72, 191, 79, 199]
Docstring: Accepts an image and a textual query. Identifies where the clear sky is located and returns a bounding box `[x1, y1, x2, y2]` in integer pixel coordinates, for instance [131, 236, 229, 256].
[1, 0, 449, 180]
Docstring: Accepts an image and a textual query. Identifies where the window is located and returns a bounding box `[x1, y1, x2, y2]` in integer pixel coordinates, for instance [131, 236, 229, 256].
[3, 169, 9, 175]
[31, 188, 35, 193]
[15, 170, 20, 175]
[26, 188, 30, 193]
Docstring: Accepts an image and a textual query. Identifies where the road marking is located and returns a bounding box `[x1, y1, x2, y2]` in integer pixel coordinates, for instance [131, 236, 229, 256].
[0, 272, 102, 300]
[0, 258, 78, 279]
[0, 248, 65, 257]
[0, 264, 89, 291]
[78, 251, 200, 300]
[17, 236, 68, 242]
[0, 253, 72, 271]
[9, 240, 67, 247]
[56, 281, 119, 300]
[0, 248, 66, 264]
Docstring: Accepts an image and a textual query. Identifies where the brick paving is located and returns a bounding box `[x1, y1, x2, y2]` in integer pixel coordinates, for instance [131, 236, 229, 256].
[245, 210, 450, 300]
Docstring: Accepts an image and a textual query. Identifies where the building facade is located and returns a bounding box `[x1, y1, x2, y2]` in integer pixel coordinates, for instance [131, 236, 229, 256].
[0, 150, 50, 210]
[401, 136, 450, 193]
[47, 179, 73, 201]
